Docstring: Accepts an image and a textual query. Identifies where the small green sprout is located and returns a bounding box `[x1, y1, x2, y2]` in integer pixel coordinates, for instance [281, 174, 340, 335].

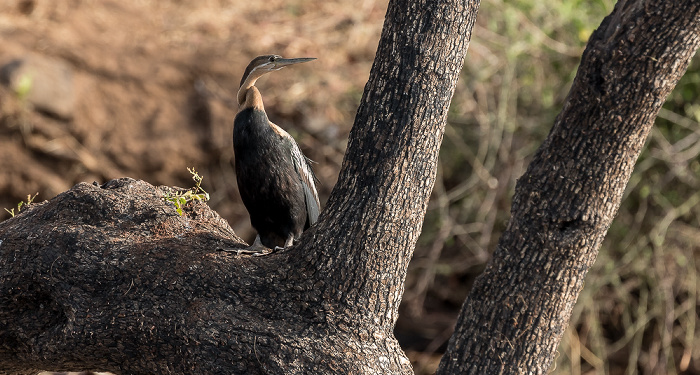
[163, 168, 210, 216]
[4, 192, 38, 218]
[15, 72, 34, 102]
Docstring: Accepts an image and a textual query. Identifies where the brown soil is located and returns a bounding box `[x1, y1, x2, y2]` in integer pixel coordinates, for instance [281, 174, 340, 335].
[0, 0, 385, 238]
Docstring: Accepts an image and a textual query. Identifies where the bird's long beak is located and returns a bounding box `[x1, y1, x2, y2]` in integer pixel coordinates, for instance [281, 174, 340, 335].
[273, 57, 316, 69]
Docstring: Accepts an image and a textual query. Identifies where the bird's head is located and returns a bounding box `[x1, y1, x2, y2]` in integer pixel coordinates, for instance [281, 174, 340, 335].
[239, 55, 316, 88]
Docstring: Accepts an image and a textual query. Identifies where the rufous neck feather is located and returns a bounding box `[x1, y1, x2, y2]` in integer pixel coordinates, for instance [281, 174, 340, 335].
[237, 86, 265, 112]
[237, 68, 268, 110]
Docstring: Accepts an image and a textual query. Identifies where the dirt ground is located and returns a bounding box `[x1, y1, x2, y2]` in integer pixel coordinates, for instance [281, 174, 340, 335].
[0, 0, 385, 233]
[0, 0, 454, 372]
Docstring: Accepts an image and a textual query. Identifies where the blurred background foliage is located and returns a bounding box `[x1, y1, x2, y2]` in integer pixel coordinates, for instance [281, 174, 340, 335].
[406, 0, 700, 374]
[1, 0, 699, 374]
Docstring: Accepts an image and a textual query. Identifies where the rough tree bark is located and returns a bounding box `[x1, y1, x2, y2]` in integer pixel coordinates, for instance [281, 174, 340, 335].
[438, 1, 700, 374]
[0, 0, 479, 374]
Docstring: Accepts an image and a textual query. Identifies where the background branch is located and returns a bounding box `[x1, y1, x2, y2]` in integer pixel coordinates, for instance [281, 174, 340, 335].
[438, 1, 700, 373]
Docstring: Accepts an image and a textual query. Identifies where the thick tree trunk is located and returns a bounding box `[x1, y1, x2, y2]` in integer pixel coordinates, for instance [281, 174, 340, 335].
[438, 1, 700, 374]
[0, 0, 479, 374]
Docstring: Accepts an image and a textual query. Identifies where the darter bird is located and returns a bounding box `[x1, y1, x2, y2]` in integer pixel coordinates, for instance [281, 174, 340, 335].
[233, 55, 320, 251]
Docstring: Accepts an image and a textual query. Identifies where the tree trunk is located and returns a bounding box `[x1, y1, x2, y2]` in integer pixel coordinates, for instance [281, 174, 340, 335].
[438, 1, 700, 373]
[0, 0, 480, 374]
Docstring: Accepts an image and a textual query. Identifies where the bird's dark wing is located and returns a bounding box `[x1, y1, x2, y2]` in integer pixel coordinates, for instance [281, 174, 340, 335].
[269, 121, 321, 225]
[289, 138, 321, 225]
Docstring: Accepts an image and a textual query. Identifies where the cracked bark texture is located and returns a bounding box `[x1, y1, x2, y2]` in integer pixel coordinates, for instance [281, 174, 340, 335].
[0, 0, 479, 373]
[438, 1, 700, 374]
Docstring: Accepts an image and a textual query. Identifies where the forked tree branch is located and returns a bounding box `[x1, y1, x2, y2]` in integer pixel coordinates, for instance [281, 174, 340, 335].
[0, 0, 481, 374]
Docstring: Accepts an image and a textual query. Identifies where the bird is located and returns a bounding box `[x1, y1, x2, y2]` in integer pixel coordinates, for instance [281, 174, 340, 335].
[233, 55, 320, 251]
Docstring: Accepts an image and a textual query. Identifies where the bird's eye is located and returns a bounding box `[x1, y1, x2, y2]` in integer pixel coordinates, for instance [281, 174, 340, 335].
[269, 56, 276, 62]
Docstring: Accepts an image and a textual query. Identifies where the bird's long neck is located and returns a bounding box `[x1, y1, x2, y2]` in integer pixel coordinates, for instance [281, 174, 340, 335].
[237, 85, 265, 112]
[237, 69, 268, 111]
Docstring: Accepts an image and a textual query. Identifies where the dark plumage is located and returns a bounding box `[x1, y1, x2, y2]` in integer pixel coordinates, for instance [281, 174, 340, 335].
[233, 55, 320, 249]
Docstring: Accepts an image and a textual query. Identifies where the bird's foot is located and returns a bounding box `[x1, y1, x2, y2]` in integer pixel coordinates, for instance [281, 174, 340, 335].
[269, 235, 299, 252]
[282, 235, 295, 249]
[270, 239, 293, 252]
[218, 235, 271, 256]
[218, 248, 269, 256]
